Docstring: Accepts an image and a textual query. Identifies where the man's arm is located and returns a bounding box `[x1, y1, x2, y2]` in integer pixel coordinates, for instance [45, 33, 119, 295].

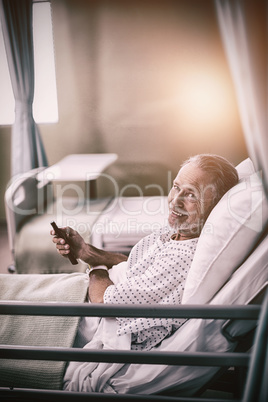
[88, 269, 114, 303]
[51, 226, 127, 268]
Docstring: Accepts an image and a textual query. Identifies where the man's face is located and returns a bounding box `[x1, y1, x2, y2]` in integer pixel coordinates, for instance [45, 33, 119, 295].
[167, 162, 217, 240]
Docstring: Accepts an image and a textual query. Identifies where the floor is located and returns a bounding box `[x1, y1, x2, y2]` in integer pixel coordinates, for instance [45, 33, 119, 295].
[0, 221, 12, 274]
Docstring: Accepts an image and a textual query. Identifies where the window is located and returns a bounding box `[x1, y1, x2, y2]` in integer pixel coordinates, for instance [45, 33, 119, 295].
[0, 0, 58, 125]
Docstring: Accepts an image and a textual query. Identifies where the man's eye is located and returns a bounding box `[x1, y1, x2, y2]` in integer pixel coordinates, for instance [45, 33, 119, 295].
[186, 192, 196, 199]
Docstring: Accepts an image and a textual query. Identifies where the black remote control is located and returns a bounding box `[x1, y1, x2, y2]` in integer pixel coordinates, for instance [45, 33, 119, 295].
[50, 221, 78, 265]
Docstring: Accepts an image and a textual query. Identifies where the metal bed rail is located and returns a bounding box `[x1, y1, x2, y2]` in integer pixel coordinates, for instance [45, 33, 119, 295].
[0, 388, 241, 402]
[0, 302, 261, 318]
[0, 291, 267, 402]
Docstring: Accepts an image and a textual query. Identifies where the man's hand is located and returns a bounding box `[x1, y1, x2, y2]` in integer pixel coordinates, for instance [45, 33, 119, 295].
[51, 226, 128, 268]
[51, 226, 86, 260]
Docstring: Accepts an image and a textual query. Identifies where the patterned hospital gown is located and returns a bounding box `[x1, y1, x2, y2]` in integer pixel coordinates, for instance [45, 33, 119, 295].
[104, 227, 198, 350]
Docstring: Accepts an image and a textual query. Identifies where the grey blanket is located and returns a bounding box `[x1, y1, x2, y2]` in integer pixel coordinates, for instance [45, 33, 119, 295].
[0, 272, 88, 390]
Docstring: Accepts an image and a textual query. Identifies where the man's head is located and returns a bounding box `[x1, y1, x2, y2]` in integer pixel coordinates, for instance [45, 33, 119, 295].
[168, 154, 239, 240]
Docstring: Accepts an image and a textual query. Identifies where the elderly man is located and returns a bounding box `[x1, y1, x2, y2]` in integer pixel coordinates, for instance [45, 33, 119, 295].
[52, 154, 238, 352]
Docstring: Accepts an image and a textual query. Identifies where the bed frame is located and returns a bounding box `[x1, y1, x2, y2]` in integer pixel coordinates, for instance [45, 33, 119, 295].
[0, 288, 267, 402]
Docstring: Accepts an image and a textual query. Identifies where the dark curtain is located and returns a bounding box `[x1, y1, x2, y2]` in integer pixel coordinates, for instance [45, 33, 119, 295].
[0, 0, 48, 177]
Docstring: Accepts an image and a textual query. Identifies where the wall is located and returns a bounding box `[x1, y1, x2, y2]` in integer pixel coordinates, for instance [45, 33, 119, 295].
[0, 0, 247, 219]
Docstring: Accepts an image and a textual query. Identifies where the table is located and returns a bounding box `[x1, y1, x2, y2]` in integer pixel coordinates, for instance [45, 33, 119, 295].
[37, 153, 118, 199]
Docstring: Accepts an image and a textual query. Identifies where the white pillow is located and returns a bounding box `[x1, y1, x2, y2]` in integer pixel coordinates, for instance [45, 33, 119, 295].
[182, 158, 268, 304]
[235, 157, 256, 179]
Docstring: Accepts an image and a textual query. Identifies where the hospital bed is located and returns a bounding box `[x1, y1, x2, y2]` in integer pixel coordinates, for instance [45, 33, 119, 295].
[0, 158, 267, 401]
[4, 166, 113, 274]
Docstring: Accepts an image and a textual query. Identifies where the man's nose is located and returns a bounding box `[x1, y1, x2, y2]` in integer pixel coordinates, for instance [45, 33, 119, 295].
[173, 190, 184, 206]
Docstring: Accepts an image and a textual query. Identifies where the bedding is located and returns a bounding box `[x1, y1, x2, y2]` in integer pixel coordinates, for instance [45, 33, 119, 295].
[63, 316, 131, 392]
[0, 272, 88, 390]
